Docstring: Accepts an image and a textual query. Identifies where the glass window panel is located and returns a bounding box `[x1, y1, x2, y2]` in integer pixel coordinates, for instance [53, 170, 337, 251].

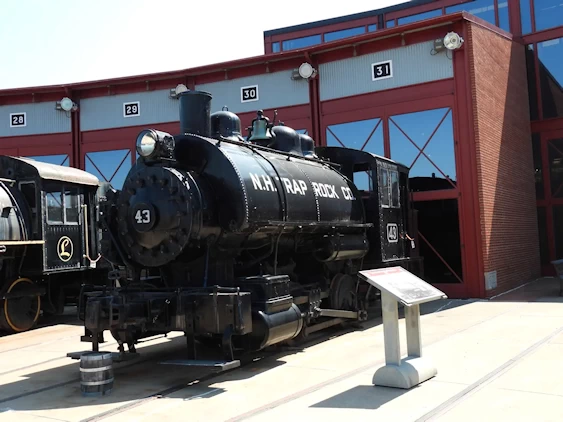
[353, 167, 373, 192]
[534, 0, 563, 32]
[380, 168, 390, 207]
[397, 9, 442, 25]
[85, 149, 131, 190]
[525, 44, 539, 121]
[272, 42, 280, 53]
[325, 118, 384, 157]
[368, 24, 377, 32]
[386, 20, 396, 28]
[446, 0, 496, 26]
[536, 207, 550, 264]
[520, 0, 533, 34]
[532, 133, 544, 199]
[498, 1, 510, 31]
[390, 170, 400, 207]
[282, 35, 321, 51]
[324, 26, 365, 42]
[389, 108, 456, 192]
[538, 38, 563, 119]
[64, 187, 80, 224]
[295, 129, 308, 134]
[548, 138, 563, 197]
[46, 190, 63, 224]
[26, 154, 69, 167]
[554, 206, 563, 259]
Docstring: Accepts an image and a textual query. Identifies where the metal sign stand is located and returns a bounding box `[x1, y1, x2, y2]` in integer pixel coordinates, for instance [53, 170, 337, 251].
[359, 266, 447, 390]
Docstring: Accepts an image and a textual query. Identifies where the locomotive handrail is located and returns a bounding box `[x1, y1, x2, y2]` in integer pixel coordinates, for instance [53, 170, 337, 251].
[81, 204, 102, 266]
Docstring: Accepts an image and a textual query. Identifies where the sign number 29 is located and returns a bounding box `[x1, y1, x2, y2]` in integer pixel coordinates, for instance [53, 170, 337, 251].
[124, 101, 140, 117]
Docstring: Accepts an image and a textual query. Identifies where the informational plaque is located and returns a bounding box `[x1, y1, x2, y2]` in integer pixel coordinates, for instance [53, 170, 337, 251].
[358, 265, 447, 389]
[359, 266, 447, 307]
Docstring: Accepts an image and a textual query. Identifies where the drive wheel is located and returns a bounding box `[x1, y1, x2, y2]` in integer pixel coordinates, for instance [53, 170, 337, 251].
[0, 278, 41, 333]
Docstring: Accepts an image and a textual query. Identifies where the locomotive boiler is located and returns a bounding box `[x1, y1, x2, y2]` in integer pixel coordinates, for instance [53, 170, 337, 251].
[79, 90, 423, 366]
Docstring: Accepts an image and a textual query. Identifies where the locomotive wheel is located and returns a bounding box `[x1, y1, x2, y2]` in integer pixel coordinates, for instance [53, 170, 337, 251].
[0, 278, 41, 333]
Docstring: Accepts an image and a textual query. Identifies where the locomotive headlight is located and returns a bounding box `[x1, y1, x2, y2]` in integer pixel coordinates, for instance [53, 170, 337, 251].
[136, 131, 157, 157]
[136, 129, 174, 160]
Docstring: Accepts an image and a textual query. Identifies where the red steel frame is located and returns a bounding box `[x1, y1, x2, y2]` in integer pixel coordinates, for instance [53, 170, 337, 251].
[0, 133, 74, 166]
[520, 0, 563, 275]
[265, 0, 524, 54]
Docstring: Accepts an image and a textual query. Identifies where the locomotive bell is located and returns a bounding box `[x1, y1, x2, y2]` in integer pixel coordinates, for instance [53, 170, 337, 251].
[248, 110, 274, 144]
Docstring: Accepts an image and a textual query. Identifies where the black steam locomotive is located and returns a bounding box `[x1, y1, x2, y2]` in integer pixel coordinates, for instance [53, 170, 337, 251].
[0, 156, 109, 333]
[78, 90, 423, 366]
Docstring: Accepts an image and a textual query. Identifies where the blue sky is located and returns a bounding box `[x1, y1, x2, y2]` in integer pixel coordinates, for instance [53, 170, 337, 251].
[0, 0, 406, 90]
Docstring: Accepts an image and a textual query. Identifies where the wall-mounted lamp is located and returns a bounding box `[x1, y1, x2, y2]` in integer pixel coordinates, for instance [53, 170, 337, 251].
[291, 62, 317, 80]
[55, 97, 78, 112]
[433, 31, 464, 54]
[170, 83, 189, 99]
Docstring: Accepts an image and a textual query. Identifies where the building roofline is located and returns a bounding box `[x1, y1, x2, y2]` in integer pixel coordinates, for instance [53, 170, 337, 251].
[263, 0, 435, 37]
[0, 12, 509, 99]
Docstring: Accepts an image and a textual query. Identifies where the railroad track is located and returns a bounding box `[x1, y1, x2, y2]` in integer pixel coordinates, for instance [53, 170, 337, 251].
[0, 321, 361, 421]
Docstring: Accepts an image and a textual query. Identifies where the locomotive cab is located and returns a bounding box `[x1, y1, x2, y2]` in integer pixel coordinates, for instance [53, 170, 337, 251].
[0, 156, 106, 333]
[315, 147, 423, 275]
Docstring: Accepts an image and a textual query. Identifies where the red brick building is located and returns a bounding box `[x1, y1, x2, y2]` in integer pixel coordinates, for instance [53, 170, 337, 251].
[1, 0, 561, 299]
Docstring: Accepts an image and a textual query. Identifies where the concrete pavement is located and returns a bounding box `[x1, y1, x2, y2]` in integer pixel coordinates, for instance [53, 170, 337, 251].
[0, 277, 562, 421]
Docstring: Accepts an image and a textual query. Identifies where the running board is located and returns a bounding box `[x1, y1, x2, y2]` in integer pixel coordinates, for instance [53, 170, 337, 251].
[158, 359, 240, 372]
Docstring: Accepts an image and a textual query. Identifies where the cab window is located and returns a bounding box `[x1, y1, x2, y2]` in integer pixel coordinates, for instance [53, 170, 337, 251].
[45, 183, 81, 225]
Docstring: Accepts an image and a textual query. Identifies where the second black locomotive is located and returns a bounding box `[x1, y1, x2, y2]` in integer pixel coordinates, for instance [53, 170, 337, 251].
[78, 90, 423, 365]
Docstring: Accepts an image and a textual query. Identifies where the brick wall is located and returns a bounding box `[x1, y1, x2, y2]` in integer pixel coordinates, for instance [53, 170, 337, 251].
[467, 22, 541, 297]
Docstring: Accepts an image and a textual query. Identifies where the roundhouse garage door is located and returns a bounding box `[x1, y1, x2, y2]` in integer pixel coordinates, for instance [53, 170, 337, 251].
[83, 149, 133, 190]
[324, 101, 464, 287]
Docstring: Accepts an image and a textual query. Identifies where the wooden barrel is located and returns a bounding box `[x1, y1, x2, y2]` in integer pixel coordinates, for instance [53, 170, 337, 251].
[80, 351, 114, 397]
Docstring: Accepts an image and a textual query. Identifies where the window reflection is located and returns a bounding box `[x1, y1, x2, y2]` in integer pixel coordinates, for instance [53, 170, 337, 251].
[446, 0, 496, 27]
[389, 108, 456, 192]
[538, 38, 563, 119]
[85, 149, 132, 189]
[498, 1, 510, 31]
[325, 118, 384, 157]
[548, 138, 563, 197]
[27, 154, 69, 167]
[368, 24, 377, 32]
[324, 26, 365, 42]
[520, 0, 533, 34]
[525, 44, 539, 121]
[46, 189, 63, 224]
[386, 20, 395, 28]
[532, 133, 544, 199]
[282, 35, 321, 51]
[272, 42, 280, 53]
[397, 9, 442, 25]
[534, 0, 563, 32]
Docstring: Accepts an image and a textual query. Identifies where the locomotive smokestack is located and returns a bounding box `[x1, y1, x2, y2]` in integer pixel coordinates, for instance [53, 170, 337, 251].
[179, 90, 212, 137]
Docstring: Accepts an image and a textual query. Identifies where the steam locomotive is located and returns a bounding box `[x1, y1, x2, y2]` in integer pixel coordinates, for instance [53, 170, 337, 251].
[0, 156, 109, 333]
[78, 90, 423, 366]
